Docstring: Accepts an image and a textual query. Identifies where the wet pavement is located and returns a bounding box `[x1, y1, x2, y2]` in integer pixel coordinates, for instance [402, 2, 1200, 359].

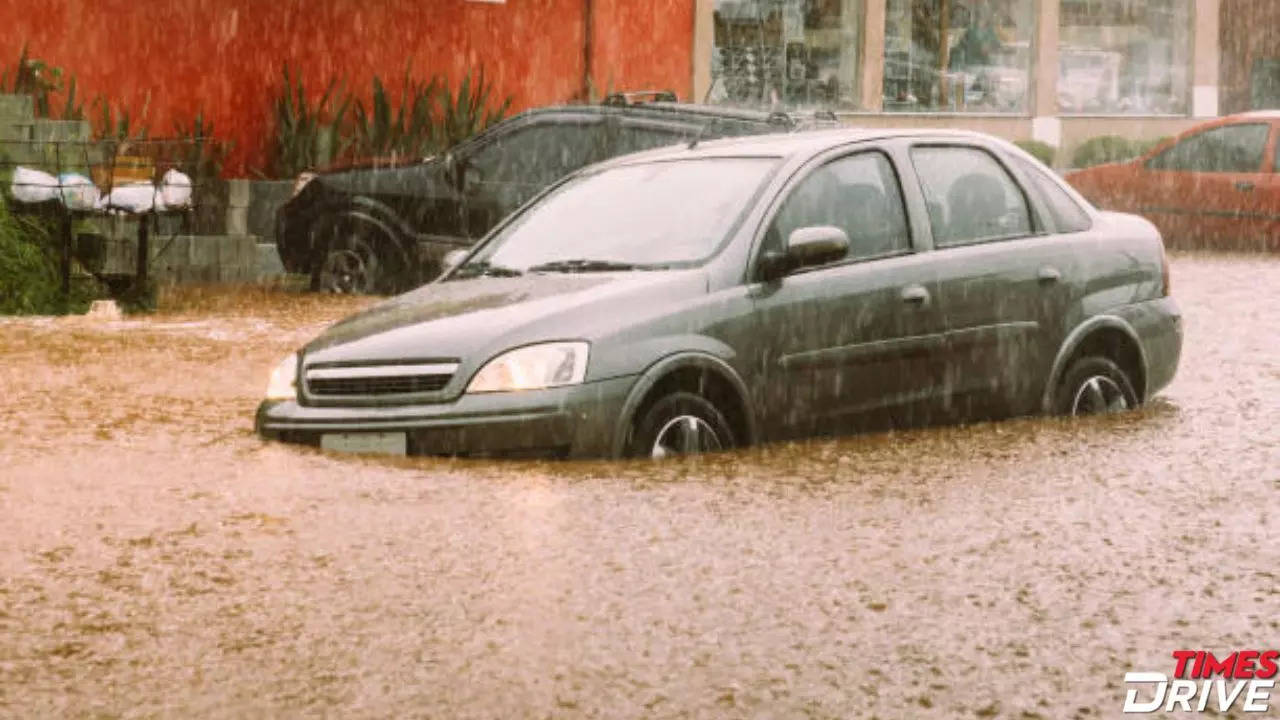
[1, 255, 1277, 719]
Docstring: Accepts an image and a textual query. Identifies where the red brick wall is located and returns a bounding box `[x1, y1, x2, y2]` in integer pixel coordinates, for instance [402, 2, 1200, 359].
[0, 0, 695, 176]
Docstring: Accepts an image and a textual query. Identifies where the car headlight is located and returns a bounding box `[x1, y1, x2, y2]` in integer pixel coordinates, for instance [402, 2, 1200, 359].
[467, 342, 589, 394]
[265, 353, 299, 401]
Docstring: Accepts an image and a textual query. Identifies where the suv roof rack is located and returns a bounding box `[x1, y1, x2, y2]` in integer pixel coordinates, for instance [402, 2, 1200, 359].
[602, 90, 679, 107]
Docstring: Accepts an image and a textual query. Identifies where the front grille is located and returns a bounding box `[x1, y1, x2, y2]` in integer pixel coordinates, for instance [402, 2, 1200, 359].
[309, 375, 451, 395]
[305, 362, 459, 397]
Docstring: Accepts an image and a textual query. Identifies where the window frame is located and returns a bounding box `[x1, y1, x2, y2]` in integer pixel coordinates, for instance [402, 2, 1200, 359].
[750, 146, 917, 281]
[908, 142, 1045, 250]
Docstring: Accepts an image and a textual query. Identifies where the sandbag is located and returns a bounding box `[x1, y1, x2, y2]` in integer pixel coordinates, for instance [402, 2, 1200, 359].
[57, 173, 101, 211]
[159, 169, 193, 209]
[10, 166, 58, 204]
[101, 182, 158, 213]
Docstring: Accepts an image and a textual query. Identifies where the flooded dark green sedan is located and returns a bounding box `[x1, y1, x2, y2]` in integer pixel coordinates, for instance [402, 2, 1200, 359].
[256, 129, 1182, 459]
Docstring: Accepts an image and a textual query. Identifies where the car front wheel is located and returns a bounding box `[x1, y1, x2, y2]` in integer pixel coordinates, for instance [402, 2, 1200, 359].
[628, 392, 736, 459]
[310, 216, 407, 295]
[1055, 356, 1138, 416]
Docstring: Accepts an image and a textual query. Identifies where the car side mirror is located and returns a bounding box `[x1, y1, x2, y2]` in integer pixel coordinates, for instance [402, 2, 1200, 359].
[757, 225, 849, 282]
[786, 225, 849, 267]
[441, 248, 469, 274]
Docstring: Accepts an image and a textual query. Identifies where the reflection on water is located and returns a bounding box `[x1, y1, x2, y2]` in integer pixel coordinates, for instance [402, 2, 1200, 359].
[1, 254, 1277, 718]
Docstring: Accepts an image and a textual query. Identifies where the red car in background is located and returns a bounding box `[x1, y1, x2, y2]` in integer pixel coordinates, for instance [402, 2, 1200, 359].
[1066, 111, 1280, 251]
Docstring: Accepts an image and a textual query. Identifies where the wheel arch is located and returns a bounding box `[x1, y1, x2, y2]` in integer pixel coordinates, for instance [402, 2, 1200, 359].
[610, 352, 758, 457]
[1042, 315, 1149, 413]
[307, 198, 414, 269]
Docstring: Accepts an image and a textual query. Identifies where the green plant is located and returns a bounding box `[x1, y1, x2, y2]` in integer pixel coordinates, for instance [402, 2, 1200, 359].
[92, 93, 151, 141]
[351, 68, 442, 160]
[266, 63, 352, 179]
[173, 110, 231, 180]
[1014, 139, 1057, 167]
[1134, 136, 1173, 158]
[2, 44, 85, 121]
[0, 200, 94, 314]
[1071, 135, 1144, 169]
[434, 68, 511, 149]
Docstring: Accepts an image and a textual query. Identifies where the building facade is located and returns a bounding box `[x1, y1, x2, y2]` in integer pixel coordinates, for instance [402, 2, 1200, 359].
[694, 0, 1266, 165]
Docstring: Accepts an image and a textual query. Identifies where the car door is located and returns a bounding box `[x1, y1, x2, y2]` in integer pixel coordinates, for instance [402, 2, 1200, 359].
[749, 149, 947, 439]
[1258, 123, 1280, 251]
[1135, 121, 1272, 247]
[910, 143, 1080, 417]
[459, 115, 608, 239]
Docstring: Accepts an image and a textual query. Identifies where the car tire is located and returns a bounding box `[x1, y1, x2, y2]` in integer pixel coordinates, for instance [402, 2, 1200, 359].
[1054, 356, 1138, 416]
[309, 215, 409, 295]
[628, 391, 736, 459]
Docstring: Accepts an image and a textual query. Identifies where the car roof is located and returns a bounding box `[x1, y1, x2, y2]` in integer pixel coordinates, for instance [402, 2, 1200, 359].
[1233, 110, 1280, 120]
[506, 100, 841, 130]
[593, 127, 1007, 166]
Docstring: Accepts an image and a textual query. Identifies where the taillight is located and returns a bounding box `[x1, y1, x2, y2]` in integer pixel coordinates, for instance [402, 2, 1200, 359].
[1160, 249, 1171, 296]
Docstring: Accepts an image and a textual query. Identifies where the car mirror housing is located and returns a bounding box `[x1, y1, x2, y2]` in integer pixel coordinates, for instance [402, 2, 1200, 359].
[786, 225, 849, 267]
[441, 248, 469, 274]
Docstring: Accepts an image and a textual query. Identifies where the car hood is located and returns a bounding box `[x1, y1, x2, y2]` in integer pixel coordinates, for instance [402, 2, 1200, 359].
[302, 270, 708, 366]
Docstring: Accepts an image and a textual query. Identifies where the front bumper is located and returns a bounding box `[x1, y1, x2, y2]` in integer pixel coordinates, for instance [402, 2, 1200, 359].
[255, 375, 637, 459]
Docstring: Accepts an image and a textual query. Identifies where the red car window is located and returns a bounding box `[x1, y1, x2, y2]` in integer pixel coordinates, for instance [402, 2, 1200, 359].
[1146, 123, 1270, 173]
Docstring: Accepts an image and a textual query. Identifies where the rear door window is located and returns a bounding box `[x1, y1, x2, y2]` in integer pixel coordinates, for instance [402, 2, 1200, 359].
[1145, 123, 1270, 173]
[910, 146, 1033, 248]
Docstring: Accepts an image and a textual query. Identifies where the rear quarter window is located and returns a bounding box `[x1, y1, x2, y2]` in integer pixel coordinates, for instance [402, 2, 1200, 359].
[1012, 157, 1092, 233]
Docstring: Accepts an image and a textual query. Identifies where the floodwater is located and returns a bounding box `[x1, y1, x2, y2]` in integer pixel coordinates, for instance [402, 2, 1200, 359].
[1, 255, 1277, 719]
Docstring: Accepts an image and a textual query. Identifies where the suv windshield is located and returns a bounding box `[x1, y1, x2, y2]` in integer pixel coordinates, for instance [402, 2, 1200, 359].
[455, 157, 778, 275]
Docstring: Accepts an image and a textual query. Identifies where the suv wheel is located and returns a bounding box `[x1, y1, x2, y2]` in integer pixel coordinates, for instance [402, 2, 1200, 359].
[310, 216, 407, 294]
[629, 392, 735, 459]
[1055, 356, 1138, 416]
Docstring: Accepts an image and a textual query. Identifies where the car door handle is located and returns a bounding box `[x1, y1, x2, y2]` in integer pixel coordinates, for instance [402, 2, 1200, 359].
[1038, 266, 1062, 283]
[901, 284, 930, 306]
[1236, 181, 1256, 192]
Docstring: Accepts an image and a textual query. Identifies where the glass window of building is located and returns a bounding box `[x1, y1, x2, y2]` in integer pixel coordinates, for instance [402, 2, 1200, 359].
[1058, 0, 1192, 115]
[708, 0, 863, 110]
[883, 0, 1035, 113]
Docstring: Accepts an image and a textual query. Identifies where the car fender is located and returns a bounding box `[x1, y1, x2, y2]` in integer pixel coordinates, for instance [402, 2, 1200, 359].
[1041, 313, 1148, 413]
[609, 350, 758, 457]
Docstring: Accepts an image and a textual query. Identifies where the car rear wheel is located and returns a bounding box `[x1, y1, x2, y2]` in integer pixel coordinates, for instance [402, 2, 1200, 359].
[310, 216, 407, 295]
[1055, 356, 1138, 416]
[629, 392, 736, 459]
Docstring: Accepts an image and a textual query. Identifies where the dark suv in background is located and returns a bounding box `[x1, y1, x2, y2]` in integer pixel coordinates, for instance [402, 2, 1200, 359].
[275, 92, 837, 293]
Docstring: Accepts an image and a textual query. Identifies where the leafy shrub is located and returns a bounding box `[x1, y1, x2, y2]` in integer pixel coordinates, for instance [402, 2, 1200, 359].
[1134, 136, 1173, 158]
[434, 69, 511, 150]
[1014, 140, 1057, 167]
[264, 64, 512, 178]
[0, 200, 94, 314]
[266, 64, 352, 179]
[351, 70, 441, 160]
[1071, 135, 1143, 169]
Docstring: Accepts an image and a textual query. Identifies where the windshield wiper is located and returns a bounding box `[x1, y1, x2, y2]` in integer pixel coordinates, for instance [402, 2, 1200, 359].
[527, 259, 665, 273]
[451, 261, 524, 279]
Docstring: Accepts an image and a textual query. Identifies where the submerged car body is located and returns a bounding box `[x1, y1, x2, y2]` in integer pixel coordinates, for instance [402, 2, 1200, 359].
[257, 128, 1182, 459]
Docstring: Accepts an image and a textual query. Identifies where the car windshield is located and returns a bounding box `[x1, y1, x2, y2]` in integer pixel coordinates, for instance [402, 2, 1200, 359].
[456, 157, 778, 275]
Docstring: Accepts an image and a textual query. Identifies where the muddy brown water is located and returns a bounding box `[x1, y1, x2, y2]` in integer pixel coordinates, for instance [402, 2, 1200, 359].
[1, 255, 1277, 719]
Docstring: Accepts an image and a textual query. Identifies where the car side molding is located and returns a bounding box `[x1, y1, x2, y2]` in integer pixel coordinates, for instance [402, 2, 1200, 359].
[610, 352, 758, 458]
